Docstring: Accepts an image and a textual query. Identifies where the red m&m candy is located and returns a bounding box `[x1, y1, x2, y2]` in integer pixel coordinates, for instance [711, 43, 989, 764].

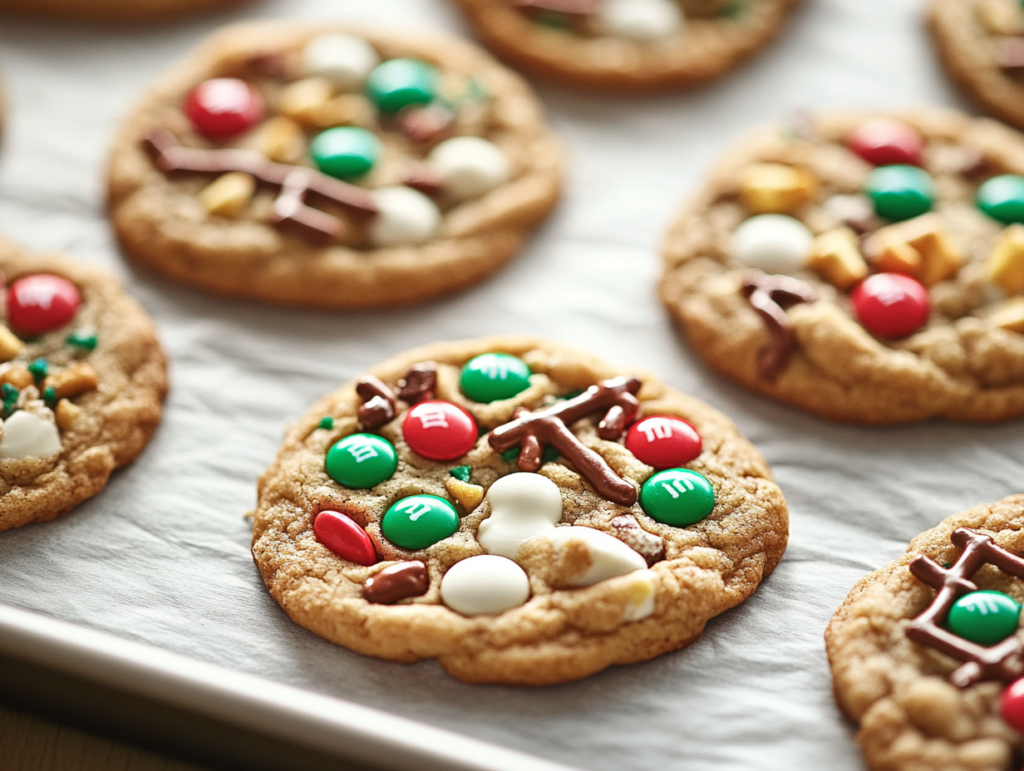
[314, 510, 377, 566]
[185, 78, 264, 139]
[1002, 678, 1024, 733]
[848, 119, 924, 167]
[7, 274, 80, 336]
[403, 400, 477, 461]
[626, 416, 702, 470]
[851, 273, 930, 339]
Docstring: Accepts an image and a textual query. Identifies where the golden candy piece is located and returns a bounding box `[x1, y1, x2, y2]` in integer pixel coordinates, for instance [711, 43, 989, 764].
[808, 228, 869, 290]
[986, 224, 1024, 295]
[445, 477, 485, 513]
[0, 325, 25, 362]
[864, 214, 962, 286]
[307, 95, 374, 130]
[44, 362, 99, 399]
[198, 172, 256, 218]
[738, 163, 818, 214]
[255, 116, 306, 164]
[277, 77, 335, 126]
[55, 398, 83, 430]
[990, 297, 1024, 333]
[976, 0, 1024, 35]
[0, 364, 33, 390]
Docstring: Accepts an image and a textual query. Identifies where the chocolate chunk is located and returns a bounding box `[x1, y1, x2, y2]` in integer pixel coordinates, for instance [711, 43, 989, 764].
[364, 561, 430, 604]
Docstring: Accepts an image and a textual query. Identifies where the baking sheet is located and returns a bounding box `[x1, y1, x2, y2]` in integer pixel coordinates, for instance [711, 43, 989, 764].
[1, 1, 1023, 769]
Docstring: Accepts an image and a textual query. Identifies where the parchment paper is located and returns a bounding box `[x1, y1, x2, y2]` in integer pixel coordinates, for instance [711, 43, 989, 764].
[2, 1, 1023, 769]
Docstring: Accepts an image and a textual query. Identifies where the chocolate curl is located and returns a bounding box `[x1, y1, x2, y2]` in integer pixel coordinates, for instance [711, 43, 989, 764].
[741, 270, 817, 382]
[510, 0, 599, 13]
[273, 169, 344, 243]
[397, 363, 437, 405]
[356, 375, 397, 430]
[489, 376, 641, 506]
[906, 528, 1024, 687]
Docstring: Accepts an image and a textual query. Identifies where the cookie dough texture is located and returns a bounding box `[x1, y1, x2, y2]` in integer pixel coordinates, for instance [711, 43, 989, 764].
[661, 109, 1024, 424]
[1, 0, 249, 23]
[825, 496, 1024, 771]
[106, 23, 562, 309]
[251, 337, 788, 685]
[0, 238, 167, 532]
[451, 0, 803, 91]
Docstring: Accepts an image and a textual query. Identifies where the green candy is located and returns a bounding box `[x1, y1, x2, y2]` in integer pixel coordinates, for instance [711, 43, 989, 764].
[317, 416, 334, 430]
[865, 165, 935, 221]
[27, 358, 47, 383]
[66, 331, 98, 350]
[640, 469, 715, 527]
[460, 353, 532, 403]
[381, 494, 459, 551]
[946, 590, 1020, 646]
[325, 433, 398, 489]
[366, 58, 438, 114]
[977, 175, 1024, 224]
[42, 386, 57, 408]
[310, 127, 381, 179]
[449, 465, 472, 483]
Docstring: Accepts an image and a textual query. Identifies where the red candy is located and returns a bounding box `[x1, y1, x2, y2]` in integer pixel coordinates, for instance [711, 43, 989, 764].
[847, 119, 924, 167]
[851, 273, 930, 339]
[313, 510, 377, 566]
[626, 416, 702, 470]
[184, 78, 264, 139]
[403, 400, 478, 461]
[6, 274, 80, 336]
[1002, 679, 1024, 733]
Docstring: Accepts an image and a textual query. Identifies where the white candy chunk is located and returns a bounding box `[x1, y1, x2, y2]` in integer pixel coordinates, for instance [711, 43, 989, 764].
[441, 555, 531, 616]
[622, 571, 657, 621]
[478, 472, 562, 559]
[731, 214, 814, 274]
[368, 187, 441, 247]
[596, 0, 684, 41]
[547, 526, 647, 587]
[0, 411, 61, 460]
[302, 34, 380, 91]
[427, 137, 510, 202]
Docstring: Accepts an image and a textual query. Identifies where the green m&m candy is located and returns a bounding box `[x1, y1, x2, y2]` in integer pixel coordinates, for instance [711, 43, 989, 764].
[977, 175, 1024, 224]
[325, 433, 398, 489]
[310, 127, 381, 179]
[366, 58, 438, 114]
[865, 165, 935, 222]
[946, 590, 1020, 646]
[460, 353, 532, 403]
[381, 494, 459, 550]
[639, 468, 715, 527]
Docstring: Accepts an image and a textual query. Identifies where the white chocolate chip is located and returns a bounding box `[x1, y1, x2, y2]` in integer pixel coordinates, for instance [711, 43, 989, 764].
[596, 0, 684, 41]
[622, 570, 657, 621]
[477, 472, 562, 559]
[440, 555, 531, 616]
[0, 410, 61, 459]
[427, 137, 510, 202]
[546, 526, 647, 587]
[731, 214, 814, 274]
[368, 187, 441, 247]
[302, 34, 380, 91]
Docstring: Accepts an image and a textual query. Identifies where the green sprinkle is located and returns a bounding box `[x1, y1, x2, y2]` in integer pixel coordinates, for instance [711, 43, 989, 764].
[720, 0, 745, 18]
[543, 447, 559, 464]
[1, 383, 18, 400]
[43, 386, 57, 408]
[317, 416, 334, 430]
[535, 10, 571, 28]
[501, 448, 520, 462]
[500, 447, 559, 464]
[66, 331, 98, 351]
[449, 465, 472, 483]
[27, 358, 48, 383]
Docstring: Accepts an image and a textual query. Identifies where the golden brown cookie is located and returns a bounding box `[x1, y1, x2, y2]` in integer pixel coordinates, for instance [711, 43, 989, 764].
[1, 0, 250, 23]
[450, 0, 804, 92]
[251, 337, 788, 685]
[107, 22, 562, 309]
[825, 496, 1024, 771]
[0, 237, 168, 532]
[661, 108, 1024, 424]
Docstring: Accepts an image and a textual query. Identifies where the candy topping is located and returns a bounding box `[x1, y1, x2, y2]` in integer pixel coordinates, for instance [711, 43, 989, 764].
[0, 411, 61, 459]
[639, 469, 715, 527]
[313, 510, 377, 566]
[477, 472, 562, 559]
[363, 561, 429, 604]
[365, 59, 439, 114]
[741, 270, 818, 381]
[731, 214, 813, 274]
[402, 400, 478, 461]
[381, 494, 459, 550]
[356, 375, 397, 430]
[1002, 678, 1024, 733]
[851, 273, 930, 339]
[626, 416, 701, 469]
[947, 590, 1020, 646]
[427, 137, 511, 202]
[440, 555, 531, 616]
[595, 0, 684, 41]
[460, 353, 532, 403]
[303, 34, 381, 91]
[545, 526, 647, 587]
[865, 165, 935, 222]
[185, 78, 264, 139]
[847, 119, 924, 167]
[325, 433, 398, 488]
[310, 127, 381, 179]
[367, 186, 441, 247]
[977, 175, 1024, 225]
[7, 274, 80, 337]
[65, 331, 98, 350]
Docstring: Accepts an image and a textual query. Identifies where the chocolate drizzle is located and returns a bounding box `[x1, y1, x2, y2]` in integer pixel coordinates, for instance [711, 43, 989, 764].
[489, 376, 641, 506]
[741, 270, 817, 382]
[356, 375, 397, 430]
[907, 528, 1024, 688]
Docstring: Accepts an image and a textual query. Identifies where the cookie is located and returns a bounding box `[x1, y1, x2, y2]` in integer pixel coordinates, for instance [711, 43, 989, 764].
[825, 496, 1024, 771]
[1, 0, 250, 23]
[450, 0, 804, 91]
[251, 337, 788, 685]
[661, 108, 1024, 424]
[107, 23, 562, 309]
[0, 237, 167, 532]
[929, 0, 1024, 132]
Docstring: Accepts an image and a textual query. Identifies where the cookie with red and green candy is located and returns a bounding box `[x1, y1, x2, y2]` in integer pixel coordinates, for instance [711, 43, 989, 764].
[0, 237, 167, 533]
[107, 22, 562, 309]
[661, 108, 1024, 424]
[450, 0, 804, 91]
[826, 496, 1024, 771]
[251, 338, 788, 685]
